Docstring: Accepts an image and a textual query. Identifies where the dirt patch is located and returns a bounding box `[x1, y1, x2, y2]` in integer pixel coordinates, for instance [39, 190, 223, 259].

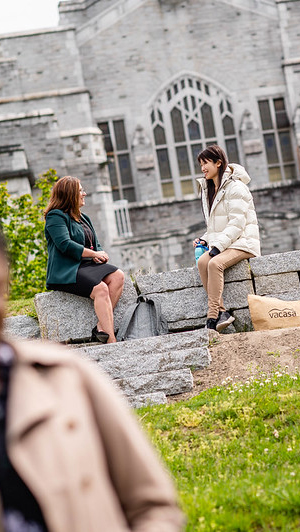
[170, 327, 300, 402]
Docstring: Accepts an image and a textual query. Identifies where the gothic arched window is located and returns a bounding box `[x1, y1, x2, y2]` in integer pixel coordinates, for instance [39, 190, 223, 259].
[150, 76, 240, 199]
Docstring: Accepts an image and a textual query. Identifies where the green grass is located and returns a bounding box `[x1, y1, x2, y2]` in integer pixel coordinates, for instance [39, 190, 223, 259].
[137, 371, 300, 531]
[6, 297, 37, 318]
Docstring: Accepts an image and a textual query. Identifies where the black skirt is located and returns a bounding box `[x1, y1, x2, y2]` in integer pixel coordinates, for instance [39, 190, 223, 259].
[48, 260, 118, 298]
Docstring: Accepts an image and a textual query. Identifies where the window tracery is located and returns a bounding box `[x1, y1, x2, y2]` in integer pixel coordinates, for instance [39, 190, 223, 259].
[151, 75, 240, 198]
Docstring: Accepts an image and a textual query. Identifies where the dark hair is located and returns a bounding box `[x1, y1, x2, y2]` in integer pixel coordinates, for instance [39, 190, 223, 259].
[197, 145, 228, 211]
[44, 176, 81, 221]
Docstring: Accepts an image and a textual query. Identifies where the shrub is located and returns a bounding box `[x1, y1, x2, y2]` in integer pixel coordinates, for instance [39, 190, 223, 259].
[0, 169, 58, 300]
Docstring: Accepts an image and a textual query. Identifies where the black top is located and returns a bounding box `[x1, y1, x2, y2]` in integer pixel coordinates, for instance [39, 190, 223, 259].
[0, 343, 48, 532]
[80, 215, 96, 250]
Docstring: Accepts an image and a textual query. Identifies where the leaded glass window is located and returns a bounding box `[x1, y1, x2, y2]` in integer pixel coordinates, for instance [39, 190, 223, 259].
[258, 98, 296, 182]
[98, 119, 136, 202]
[151, 75, 240, 199]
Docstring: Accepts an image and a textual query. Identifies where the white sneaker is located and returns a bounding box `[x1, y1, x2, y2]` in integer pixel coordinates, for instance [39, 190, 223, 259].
[216, 311, 235, 332]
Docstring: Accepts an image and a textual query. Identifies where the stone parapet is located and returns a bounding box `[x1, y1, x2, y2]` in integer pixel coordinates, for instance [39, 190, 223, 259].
[250, 251, 300, 276]
[135, 264, 254, 331]
[33, 250, 300, 343]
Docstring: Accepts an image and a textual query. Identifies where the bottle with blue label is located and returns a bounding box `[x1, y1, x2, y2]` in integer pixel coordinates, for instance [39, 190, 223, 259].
[195, 242, 209, 264]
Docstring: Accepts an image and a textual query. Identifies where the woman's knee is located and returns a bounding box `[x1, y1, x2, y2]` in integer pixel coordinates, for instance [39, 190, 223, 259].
[91, 281, 109, 300]
[114, 269, 125, 287]
[106, 269, 125, 289]
[197, 254, 209, 275]
[207, 255, 224, 275]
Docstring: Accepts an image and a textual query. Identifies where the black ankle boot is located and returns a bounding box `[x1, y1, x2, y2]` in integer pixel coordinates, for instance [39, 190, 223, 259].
[91, 326, 109, 343]
[206, 318, 218, 330]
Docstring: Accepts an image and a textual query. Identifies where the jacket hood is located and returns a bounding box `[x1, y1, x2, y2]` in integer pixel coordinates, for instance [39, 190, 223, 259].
[224, 163, 251, 185]
[196, 163, 251, 195]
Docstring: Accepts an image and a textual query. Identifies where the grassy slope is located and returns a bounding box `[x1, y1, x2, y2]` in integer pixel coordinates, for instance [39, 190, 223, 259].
[6, 297, 37, 318]
[6, 297, 300, 529]
[138, 372, 300, 531]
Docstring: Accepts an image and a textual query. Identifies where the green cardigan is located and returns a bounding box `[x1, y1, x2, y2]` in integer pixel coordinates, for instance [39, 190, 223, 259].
[45, 209, 102, 287]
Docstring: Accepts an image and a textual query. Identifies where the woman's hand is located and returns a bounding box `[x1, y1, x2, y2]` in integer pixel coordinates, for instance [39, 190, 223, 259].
[209, 246, 220, 257]
[193, 238, 207, 248]
[93, 251, 109, 264]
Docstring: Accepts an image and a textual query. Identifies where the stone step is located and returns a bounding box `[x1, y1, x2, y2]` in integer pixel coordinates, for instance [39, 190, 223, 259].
[4, 315, 40, 339]
[114, 368, 193, 396]
[78, 343, 209, 379]
[127, 392, 167, 408]
[74, 329, 210, 404]
[74, 328, 209, 360]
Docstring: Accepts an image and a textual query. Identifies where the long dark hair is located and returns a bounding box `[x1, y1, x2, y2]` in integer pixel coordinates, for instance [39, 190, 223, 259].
[44, 176, 81, 221]
[197, 145, 228, 211]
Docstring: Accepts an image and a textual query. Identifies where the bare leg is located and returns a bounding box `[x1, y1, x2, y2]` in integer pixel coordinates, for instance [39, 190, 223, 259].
[103, 269, 125, 309]
[90, 282, 116, 343]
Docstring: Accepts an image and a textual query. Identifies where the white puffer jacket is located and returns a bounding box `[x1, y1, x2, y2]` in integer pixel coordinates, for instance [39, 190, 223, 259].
[196, 163, 261, 256]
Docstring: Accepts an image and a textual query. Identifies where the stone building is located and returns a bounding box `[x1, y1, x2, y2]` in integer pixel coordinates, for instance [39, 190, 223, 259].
[0, 0, 299, 271]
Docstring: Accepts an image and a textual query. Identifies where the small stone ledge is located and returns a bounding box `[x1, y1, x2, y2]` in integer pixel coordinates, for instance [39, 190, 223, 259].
[114, 368, 193, 396]
[33, 253, 300, 343]
[4, 315, 40, 339]
[127, 393, 167, 408]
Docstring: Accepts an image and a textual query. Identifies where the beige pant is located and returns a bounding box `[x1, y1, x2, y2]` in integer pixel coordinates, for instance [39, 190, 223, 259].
[197, 248, 254, 319]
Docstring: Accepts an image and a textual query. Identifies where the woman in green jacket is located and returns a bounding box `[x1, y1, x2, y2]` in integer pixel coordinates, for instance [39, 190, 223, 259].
[44, 176, 124, 344]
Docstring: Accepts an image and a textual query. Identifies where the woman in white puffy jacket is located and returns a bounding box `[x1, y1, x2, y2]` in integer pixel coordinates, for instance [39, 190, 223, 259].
[193, 145, 260, 332]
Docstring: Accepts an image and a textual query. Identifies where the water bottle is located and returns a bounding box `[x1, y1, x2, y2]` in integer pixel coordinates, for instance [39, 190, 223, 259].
[195, 242, 209, 264]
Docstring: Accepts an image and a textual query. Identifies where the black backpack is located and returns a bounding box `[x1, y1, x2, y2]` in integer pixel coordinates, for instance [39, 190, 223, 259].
[116, 295, 169, 341]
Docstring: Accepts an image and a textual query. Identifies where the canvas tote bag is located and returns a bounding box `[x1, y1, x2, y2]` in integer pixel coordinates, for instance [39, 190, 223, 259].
[248, 294, 300, 331]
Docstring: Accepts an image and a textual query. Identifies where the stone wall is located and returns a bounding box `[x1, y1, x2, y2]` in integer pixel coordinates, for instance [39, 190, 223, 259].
[30, 249, 300, 344]
[0, 28, 83, 95]
[0, 110, 64, 178]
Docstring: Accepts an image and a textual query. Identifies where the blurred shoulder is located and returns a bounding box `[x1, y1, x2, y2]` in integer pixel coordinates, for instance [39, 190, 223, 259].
[10, 338, 75, 367]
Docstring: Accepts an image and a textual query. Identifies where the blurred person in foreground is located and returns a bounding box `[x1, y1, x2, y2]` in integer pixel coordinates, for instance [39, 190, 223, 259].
[0, 231, 184, 532]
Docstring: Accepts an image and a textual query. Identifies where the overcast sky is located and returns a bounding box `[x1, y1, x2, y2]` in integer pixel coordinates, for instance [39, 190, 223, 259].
[0, 0, 60, 35]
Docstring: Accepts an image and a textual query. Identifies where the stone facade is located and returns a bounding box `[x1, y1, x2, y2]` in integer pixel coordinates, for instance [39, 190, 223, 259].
[0, 0, 300, 270]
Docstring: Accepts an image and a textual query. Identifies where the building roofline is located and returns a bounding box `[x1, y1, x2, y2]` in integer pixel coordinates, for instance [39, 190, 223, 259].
[0, 25, 75, 40]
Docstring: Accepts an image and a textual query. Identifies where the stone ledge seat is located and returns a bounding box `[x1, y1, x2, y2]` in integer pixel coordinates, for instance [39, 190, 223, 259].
[32, 251, 300, 344]
[34, 261, 255, 344]
[15, 249, 299, 407]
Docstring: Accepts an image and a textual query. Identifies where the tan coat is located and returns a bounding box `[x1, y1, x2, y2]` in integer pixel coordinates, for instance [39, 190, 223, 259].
[0, 339, 184, 532]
